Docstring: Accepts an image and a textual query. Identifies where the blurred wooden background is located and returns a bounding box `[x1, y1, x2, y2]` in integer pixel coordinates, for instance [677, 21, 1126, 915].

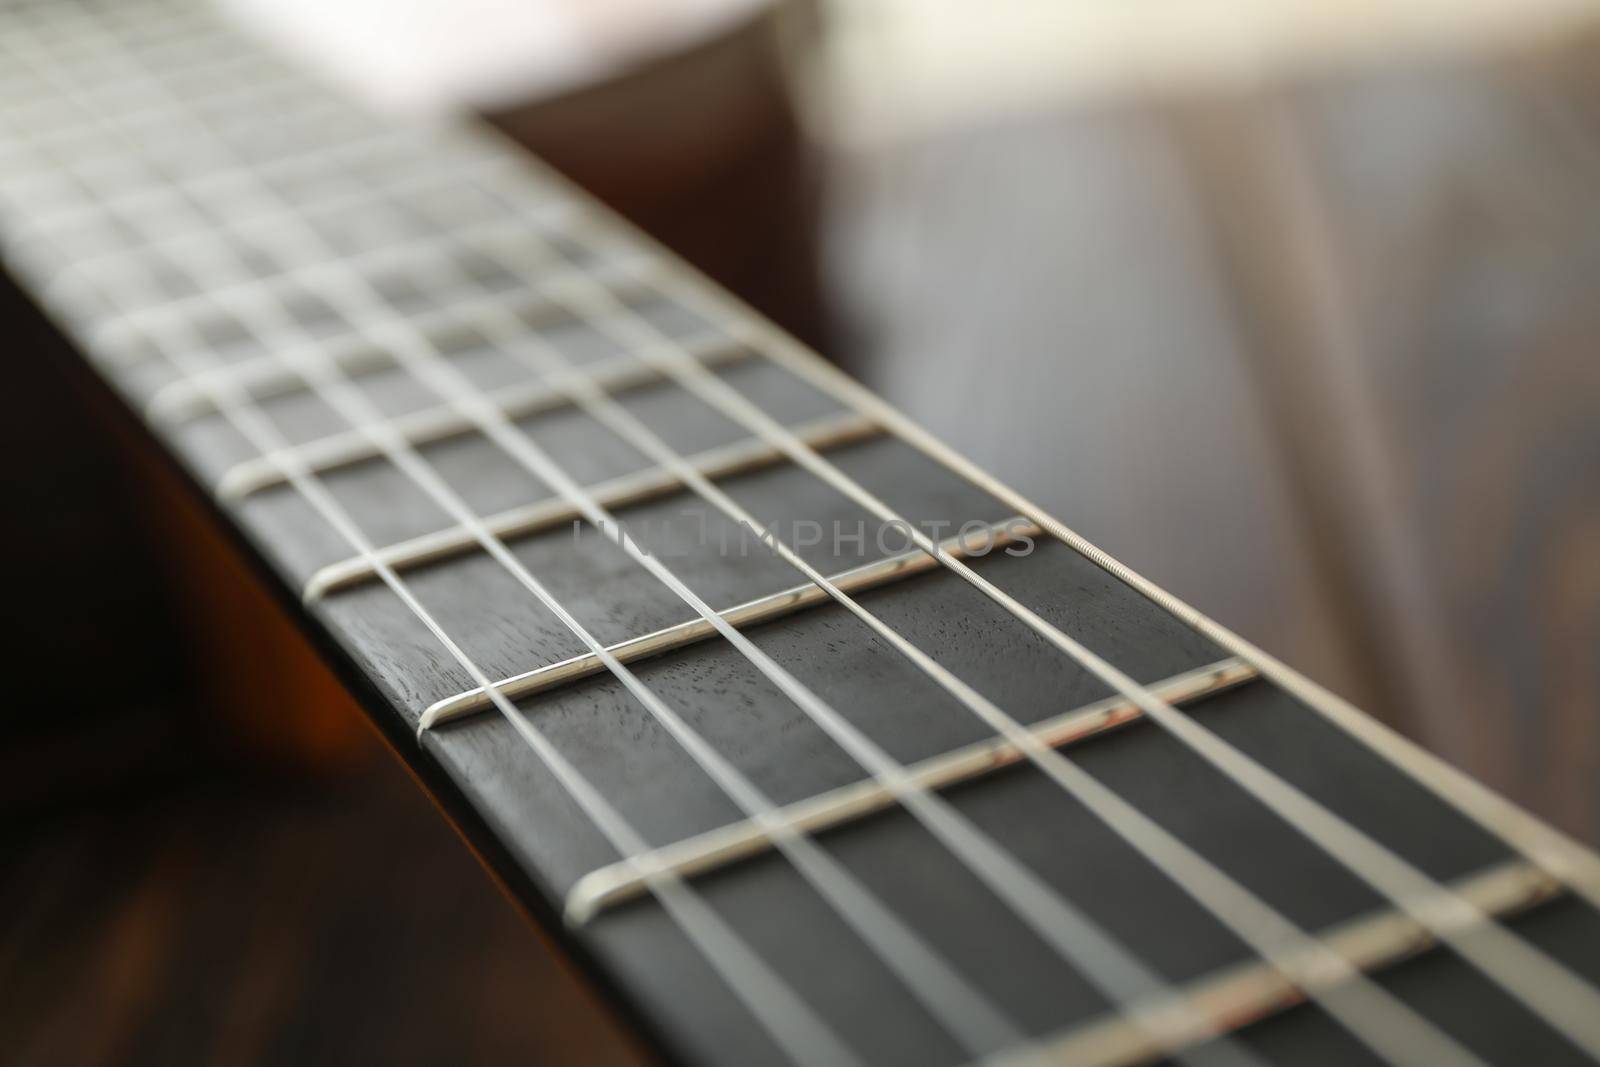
[822, 24, 1600, 843]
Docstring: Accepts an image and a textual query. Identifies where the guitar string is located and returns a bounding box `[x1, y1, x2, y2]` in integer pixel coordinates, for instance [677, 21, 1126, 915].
[366, 203, 1488, 1067]
[12, 4, 1600, 1062]
[25, 10, 1292, 1067]
[515, 71, 1600, 1053]
[251, 92, 1498, 1064]
[0, 33, 1035, 1067]
[0, 31, 862, 1067]
[369, 0, 1594, 967]
[18, 4, 1593, 1062]
[11, 0, 1595, 969]
[46, 10, 1440, 1067]
[53, 10, 1452, 1067]
[222, 101, 1479, 1064]
[96, 17, 1524, 1067]
[464, 134, 1600, 1060]
[607, 61, 1600, 947]
[0, 200, 870, 1067]
[0, 9, 1249, 1064]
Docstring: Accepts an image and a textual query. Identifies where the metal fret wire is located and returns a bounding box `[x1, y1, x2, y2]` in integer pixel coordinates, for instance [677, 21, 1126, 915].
[1021, 860, 1563, 1067]
[144, 262, 659, 424]
[209, 323, 734, 500]
[303, 409, 877, 602]
[79, 197, 592, 348]
[79, 204, 560, 345]
[26, 144, 503, 306]
[415, 515, 1041, 729]
[0, 11, 1069, 1062]
[0, 26, 856, 1067]
[359, 177, 1486, 1066]
[12, 4, 1600, 1062]
[560, 659, 1257, 920]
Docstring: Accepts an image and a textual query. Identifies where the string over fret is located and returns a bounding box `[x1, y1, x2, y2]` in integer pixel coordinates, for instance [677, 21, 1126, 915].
[564, 657, 1256, 924]
[995, 860, 1562, 1067]
[226, 332, 750, 503]
[418, 514, 1038, 728]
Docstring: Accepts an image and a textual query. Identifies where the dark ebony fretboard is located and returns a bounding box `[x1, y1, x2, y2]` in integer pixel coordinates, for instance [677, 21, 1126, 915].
[6, 2, 1600, 1066]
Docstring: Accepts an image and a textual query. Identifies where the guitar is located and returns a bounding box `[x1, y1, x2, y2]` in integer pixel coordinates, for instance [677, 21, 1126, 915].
[5, 2, 1600, 1065]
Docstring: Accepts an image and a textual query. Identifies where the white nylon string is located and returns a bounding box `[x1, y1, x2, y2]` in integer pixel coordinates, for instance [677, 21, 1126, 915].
[465, 162, 1600, 1059]
[27, 19, 1282, 1067]
[69, 203, 534, 343]
[0, 31, 1025, 1067]
[691, 248, 1600, 930]
[0, 8, 1257, 1065]
[375, 202, 1484, 1067]
[146, 32, 1497, 1067]
[0, 28, 858, 1067]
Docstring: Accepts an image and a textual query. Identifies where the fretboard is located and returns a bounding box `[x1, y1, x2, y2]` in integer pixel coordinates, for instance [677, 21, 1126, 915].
[6, 2, 1600, 1066]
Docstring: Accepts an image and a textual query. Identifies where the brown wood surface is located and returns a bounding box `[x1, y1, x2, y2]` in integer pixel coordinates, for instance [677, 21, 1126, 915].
[1164, 35, 1600, 839]
[1, 759, 648, 1067]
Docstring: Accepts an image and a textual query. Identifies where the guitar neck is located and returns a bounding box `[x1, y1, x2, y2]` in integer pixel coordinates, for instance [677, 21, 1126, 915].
[5, 2, 1600, 1066]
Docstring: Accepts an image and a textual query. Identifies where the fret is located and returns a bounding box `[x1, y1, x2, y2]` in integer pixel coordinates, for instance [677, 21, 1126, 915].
[417, 514, 1039, 728]
[218, 332, 749, 501]
[306, 409, 880, 601]
[1003, 858, 1563, 1067]
[143, 261, 654, 421]
[77, 212, 637, 373]
[563, 657, 1258, 924]
[79, 219, 582, 356]
[40, 153, 520, 299]
[94, 252, 654, 398]
[146, 330, 440, 423]
[76, 197, 577, 342]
